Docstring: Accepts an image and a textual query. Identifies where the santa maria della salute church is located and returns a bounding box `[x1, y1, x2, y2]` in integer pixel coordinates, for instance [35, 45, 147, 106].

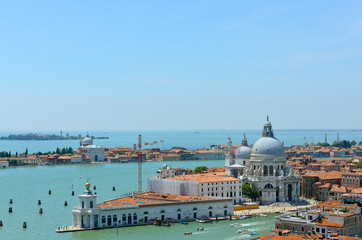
[225, 117, 300, 204]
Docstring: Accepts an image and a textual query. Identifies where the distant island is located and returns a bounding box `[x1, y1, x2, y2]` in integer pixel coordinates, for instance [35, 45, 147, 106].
[0, 133, 109, 141]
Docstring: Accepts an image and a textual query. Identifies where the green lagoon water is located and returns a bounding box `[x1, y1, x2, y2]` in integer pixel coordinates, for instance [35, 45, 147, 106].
[0, 160, 276, 240]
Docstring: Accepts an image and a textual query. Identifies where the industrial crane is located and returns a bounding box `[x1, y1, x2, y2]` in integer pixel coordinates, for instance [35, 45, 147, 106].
[137, 135, 164, 193]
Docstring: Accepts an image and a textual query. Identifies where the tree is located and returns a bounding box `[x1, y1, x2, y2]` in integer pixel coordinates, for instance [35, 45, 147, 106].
[15, 152, 18, 157]
[359, 141, 362, 146]
[355, 162, 362, 169]
[25, 148, 28, 157]
[56, 147, 60, 154]
[332, 140, 357, 148]
[194, 166, 208, 173]
[317, 142, 330, 147]
[242, 184, 260, 201]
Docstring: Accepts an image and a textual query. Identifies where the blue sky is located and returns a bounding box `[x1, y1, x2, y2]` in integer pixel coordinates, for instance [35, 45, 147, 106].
[0, 0, 361, 131]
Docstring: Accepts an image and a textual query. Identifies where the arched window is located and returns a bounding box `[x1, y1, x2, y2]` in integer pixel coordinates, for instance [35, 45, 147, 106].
[160, 210, 165, 213]
[143, 211, 149, 215]
[265, 184, 273, 189]
[269, 165, 273, 175]
[113, 215, 117, 223]
[102, 216, 106, 223]
[193, 207, 197, 211]
[208, 206, 213, 209]
[263, 166, 268, 176]
[122, 214, 126, 222]
[177, 209, 181, 212]
[133, 213, 137, 221]
[224, 205, 228, 208]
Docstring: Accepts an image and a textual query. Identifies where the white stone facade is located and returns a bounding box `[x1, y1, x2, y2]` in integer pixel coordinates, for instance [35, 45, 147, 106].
[226, 118, 300, 204]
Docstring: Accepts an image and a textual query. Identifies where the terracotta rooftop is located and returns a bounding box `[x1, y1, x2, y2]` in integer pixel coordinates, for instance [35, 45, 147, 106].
[256, 234, 362, 240]
[97, 192, 224, 209]
[315, 200, 357, 210]
[303, 171, 342, 180]
[329, 185, 347, 193]
[315, 218, 343, 227]
[168, 172, 240, 183]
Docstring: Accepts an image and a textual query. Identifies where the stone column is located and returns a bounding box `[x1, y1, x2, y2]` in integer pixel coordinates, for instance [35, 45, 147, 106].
[90, 214, 94, 228]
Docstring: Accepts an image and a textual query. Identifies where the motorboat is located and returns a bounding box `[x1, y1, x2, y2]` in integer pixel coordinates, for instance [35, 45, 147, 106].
[230, 223, 243, 227]
[236, 228, 248, 233]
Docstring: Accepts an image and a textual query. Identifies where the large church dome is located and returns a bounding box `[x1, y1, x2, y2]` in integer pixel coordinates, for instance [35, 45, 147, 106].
[251, 137, 284, 156]
[251, 117, 284, 157]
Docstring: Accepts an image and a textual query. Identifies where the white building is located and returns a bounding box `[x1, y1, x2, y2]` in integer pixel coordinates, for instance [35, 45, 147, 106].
[71, 183, 233, 230]
[156, 164, 176, 178]
[78, 134, 105, 162]
[0, 160, 9, 168]
[148, 172, 243, 204]
[226, 117, 300, 204]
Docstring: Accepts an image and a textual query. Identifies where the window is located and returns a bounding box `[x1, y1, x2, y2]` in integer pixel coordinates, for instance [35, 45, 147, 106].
[90, 201, 93, 208]
[102, 216, 106, 223]
[177, 209, 181, 212]
[302, 227, 304, 232]
[107, 215, 112, 226]
[160, 210, 165, 213]
[82, 201, 84, 208]
[122, 214, 126, 222]
[144, 211, 148, 215]
[113, 215, 117, 223]
[208, 206, 213, 209]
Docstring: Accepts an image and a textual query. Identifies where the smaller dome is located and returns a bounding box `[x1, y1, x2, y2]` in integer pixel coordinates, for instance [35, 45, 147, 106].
[82, 137, 93, 146]
[235, 146, 252, 159]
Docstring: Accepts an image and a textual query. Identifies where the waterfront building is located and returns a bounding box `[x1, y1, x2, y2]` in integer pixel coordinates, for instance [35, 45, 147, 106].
[71, 183, 233, 230]
[78, 134, 105, 162]
[71, 154, 87, 164]
[274, 200, 362, 237]
[0, 160, 9, 168]
[148, 171, 243, 204]
[226, 117, 300, 204]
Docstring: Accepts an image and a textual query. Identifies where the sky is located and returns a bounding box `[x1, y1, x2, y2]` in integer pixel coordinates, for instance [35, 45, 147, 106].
[0, 0, 361, 131]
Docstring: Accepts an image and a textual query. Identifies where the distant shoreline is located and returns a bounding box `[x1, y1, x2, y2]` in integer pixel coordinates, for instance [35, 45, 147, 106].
[0, 133, 109, 141]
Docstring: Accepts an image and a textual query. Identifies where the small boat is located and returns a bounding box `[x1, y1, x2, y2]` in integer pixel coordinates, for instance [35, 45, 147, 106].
[197, 228, 204, 231]
[184, 232, 192, 235]
[197, 219, 211, 223]
[258, 214, 267, 217]
[250, 232, 258, 236]
[237, 228, 248, 233]
[179, 221, 188, 225]
[230, 223, 243, 227]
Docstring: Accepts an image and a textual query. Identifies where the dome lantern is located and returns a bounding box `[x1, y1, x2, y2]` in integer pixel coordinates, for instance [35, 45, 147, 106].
[262, 116, 274, 138]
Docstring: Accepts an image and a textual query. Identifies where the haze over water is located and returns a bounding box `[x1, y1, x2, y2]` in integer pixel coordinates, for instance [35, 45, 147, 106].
[1, 129, 361, 154]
